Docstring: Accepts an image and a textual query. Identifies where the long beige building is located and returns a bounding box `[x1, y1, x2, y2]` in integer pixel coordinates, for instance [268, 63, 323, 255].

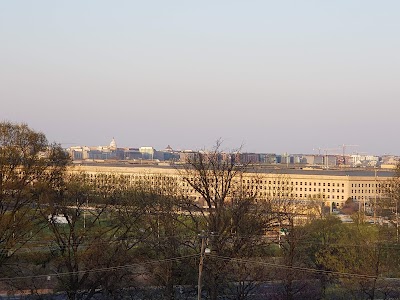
[69, 163, 396, 210]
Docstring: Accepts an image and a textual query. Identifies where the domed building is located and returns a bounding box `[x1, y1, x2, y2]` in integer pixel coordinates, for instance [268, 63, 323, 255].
[109, 137, 117, 150]
[165, 145, 173, 152]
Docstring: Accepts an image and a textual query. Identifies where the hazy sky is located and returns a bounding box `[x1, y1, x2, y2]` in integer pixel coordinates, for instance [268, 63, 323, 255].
[1, 1, 399, 155]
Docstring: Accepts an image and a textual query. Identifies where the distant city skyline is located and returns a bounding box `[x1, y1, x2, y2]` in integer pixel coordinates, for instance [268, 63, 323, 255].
[1, 1, 399, 156]
[66, 136, 393, 159]
[67, 136, 394, 170]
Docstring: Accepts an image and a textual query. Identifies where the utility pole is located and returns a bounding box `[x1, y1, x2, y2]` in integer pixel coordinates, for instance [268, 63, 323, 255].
[374, 168, 377, 224]
[396, 199, 399, 243]
[198, 231, 208, 300]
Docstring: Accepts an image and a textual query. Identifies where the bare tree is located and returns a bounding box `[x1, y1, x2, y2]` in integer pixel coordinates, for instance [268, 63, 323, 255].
[178, 141, 272, 300]
[38, 172, 150, 300]
[254, 174, 323, 300]
[0, 121, 69, 269]
[378, 161, 400, 240]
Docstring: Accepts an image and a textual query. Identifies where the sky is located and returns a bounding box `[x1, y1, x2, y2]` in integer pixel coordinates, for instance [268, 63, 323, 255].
[1, 1, 399, 156]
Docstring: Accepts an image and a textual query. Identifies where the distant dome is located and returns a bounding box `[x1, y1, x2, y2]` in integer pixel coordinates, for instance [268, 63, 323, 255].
[109, 138, 117, 149]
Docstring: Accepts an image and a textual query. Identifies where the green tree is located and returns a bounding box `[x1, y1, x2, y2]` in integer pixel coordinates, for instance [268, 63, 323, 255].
[302, 215, 348, 298]
[304, 219, 400, 299]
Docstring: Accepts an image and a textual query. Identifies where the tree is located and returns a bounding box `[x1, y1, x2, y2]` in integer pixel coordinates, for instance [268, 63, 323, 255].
[304, 219, 400, 299]
[138, 177, 196, 300]
[40, 173, 154, 300]
[378, 161, 400, 240]
[274, 204, 319, 300]
[302, 215, 348, 298]
[0, 121, 69, 269]
[178, 141, 272, 300]
[252, 173, 323, 300]
[341, 197, 359, 216]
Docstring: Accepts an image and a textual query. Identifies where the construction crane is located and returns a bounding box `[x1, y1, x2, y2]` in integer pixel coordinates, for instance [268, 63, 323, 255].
[322, 148, 340, 169]
[312, 147, 322, 155]
[339, 144, 359, 165]
[312, 147, 340, 169]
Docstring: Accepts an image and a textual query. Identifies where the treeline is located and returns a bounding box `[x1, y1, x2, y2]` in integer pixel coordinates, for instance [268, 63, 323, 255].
[1, 122, 400, 300]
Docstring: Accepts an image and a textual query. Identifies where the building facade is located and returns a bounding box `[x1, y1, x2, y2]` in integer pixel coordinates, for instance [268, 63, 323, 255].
[69, 164, 395, 210]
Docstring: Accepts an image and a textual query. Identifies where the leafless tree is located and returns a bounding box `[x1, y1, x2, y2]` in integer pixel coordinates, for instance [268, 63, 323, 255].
[0, 121, 69, 269]
[36, 172, 153, 300]
[178, 141, 273, 300]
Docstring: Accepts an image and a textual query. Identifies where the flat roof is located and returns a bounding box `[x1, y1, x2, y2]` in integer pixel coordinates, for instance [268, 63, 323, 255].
[72, 162, 396, 178]
[250, 168, 395, 178]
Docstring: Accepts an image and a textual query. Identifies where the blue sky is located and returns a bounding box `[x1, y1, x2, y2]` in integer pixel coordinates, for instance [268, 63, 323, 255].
[1, 1, 399, 155]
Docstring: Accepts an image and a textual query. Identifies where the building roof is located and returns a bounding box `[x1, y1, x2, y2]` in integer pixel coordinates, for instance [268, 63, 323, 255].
[251, 167, 394, 178]
[72, 162, 395, 178]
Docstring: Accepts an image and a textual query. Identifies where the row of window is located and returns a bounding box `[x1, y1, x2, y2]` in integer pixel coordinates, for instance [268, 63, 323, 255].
[352, 189, 383, 194]
[295, 188, 345, 193]
[244, 180, 345, 187]
[253, 192, 345, 200]
[243, 185, 347, 194]
[351, 183, 389, 188]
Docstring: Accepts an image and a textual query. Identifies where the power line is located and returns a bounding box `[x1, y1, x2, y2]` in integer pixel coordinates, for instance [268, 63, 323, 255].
[0, 254, 198, 282]
[4, 231, 400, 253]
[1, 252, 397, 284]
[212, 255, 400, 281]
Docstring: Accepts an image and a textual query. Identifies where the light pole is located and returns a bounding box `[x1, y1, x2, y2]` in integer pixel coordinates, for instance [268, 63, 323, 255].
[198, 231, 209, 300]
[83, 196, 88, 230]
